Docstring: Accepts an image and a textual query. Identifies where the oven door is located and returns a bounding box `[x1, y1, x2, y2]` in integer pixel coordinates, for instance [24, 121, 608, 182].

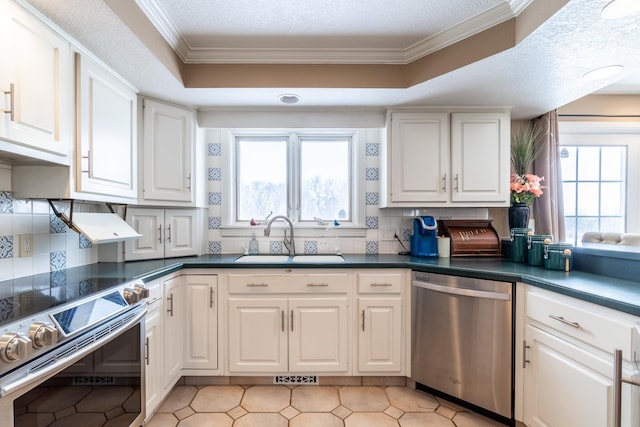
[0, 306, 146, 427]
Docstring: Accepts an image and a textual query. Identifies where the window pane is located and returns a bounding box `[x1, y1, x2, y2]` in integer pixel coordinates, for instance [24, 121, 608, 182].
[560, 146, 577, 181]
[601, 146, 625, 181]
[576, 182, 599, 215]
[577, 147, 600, 180]
[564, 217, 576, 244]
[237, 139, 287, 221]
[601, 217, 625, 233]
[600, 182, 624, 216]
[577, 217, 600, 241]
[562, 182, 576, 216]
[299, 139, 350, 221]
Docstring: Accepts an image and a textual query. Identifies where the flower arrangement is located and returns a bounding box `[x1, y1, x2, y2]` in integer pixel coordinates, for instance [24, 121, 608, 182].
[510, 173, 544, 205]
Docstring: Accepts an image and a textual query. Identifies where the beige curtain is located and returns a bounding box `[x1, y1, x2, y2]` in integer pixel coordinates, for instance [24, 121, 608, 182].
[532, 110, 566, 241]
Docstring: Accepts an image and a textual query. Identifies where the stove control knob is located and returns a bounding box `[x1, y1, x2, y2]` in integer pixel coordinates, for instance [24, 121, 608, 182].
[29, 322, 58, 348]
[0, 333, 33, 362]
[123, 288, 141, 304]
[134, 284, 149, 299]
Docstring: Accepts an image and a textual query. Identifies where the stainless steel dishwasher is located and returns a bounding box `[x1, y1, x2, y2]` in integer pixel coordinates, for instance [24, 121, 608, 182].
[411, 271, 513, 423]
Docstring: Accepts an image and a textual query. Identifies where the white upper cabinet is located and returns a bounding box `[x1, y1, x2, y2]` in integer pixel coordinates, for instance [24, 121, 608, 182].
[381, 110, 510, 207]
[0, 0, 71, 164]
[142, 99, 195, 204]
[76, 53, 137, 200]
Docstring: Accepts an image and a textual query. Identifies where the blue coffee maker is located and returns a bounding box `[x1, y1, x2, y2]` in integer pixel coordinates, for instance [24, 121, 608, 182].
[410, 216, 438, 257]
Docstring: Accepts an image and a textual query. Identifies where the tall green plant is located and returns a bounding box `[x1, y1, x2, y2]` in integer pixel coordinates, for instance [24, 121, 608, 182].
[511, 120, 546, 175]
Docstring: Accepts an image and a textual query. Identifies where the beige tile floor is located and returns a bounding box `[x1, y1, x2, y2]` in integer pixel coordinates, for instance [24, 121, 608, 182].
[147, 384, 507, 427]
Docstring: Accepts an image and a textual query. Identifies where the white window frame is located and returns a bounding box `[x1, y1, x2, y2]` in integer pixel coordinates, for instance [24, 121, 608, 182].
[559, 121, 640, 242]
[220, 128, 366, 237]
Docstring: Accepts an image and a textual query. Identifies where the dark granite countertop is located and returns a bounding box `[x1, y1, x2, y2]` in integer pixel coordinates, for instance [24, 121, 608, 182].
[1, 253, 639, 324]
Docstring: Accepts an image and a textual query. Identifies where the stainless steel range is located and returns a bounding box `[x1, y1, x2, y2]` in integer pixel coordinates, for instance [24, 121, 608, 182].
[0, 276, 150, 427]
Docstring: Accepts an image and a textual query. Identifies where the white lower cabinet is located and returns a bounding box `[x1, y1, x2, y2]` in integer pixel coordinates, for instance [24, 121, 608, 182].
[357, 297, 402, 373]
[184, 275, 218, 371]
[163, 276, 184, 390]
[144, 281, 163, 421]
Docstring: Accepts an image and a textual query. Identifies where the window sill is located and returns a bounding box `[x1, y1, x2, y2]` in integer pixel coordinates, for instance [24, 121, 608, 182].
[219, 224, 367, 238]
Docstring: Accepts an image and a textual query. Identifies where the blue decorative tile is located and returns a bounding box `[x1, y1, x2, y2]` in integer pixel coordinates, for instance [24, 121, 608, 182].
[366, 143, 380, 156]
[208, 167, 222, 181]
[79, 234, 92, 249]
[366, 216, 379, 229]
[208, 143, 222, 156]
[0, 297, 15, 322]
[208, 192, 222, 205]
[208, 217, 222, 229]
[304, 241, 318, 254]
[50, 215, 68, 234]
[0, 191, 13, 214]
[0, 236, 13, 259]
[365, 168, 379, 181]
[270, 241, 283, 254]
[365, 192, 379, 206]
[50, 251, 67, 271]
[366, 241, 379, 255]
[208, 241, 222, 254]
[402, 228, 412, 242]
[50, 270, 67, 286]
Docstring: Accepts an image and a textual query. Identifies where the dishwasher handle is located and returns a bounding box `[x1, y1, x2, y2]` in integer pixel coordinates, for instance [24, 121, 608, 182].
[412, 279, 511, 301]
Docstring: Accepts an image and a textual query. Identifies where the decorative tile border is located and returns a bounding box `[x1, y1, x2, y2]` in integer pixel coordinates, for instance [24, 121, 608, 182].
[366, 241, 379, 255]
[270, 241, 283, 254]
[208, 168, 222, 181]
[208, 192, 222, 205]
[365, 168, 379, 181]
[50, 251, 67, 271]
[304, 241, 318, 254]
[0, 191, 13, 214]
[365, 143, 380, 156]
[365, 192, 379, 206]
[0, 236, 13, 259]
[366, 216, 378, 229]
[50, 214, 68, 234]
[79, 234, 93, 249]
[208, 217, 222, 229]
[208, 241, 222, 254]
[208, 143, 222, 156]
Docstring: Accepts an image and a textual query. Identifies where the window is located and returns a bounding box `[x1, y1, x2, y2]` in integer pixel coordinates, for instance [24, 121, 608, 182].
[559, 122, 640, 245]
[231, 131, 361, 229]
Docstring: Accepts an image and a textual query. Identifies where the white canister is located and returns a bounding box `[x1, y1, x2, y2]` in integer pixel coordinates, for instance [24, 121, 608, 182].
[437, 236, 450, 258]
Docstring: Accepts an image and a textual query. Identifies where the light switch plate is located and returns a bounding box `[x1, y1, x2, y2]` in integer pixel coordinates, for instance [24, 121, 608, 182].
[19, 234, 33, 257]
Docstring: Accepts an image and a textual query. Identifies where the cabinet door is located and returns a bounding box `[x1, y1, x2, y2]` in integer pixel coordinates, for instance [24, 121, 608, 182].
[184, 275, 218, 370]
[388, 112, 449, 204]
[357, 297, 402, 373]
[144, 302, 163, 419]
[523, 325, 614, 427]
[142, 99, 194, 202]
[0, 1, 71, 159]
[76, 54, 137, 199]
[125, 208, 164, 260]
[450, 112, 510, 203]
[289, 298, 349, 373]
[164, 209, 199, 258]
[228, 298, 288, 373]
[163, 277, 184, 389]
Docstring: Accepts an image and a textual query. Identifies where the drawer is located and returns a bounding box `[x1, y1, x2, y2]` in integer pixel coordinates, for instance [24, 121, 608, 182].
[144, 280, 163, 309]
[526, 288, 636, 357]
[357, 272, 402, 293]
[228, 273, 351, 294]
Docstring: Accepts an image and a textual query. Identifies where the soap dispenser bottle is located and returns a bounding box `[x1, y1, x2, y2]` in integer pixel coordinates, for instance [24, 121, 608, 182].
[249, 234, 259, 255]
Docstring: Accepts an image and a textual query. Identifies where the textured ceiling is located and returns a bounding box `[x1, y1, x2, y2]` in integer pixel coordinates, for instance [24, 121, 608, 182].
[21, 0, 640, 119]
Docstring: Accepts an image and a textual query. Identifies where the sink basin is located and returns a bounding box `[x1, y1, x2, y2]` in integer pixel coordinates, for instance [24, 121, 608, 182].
[291, 255, 345, 263]
[234, 255, 290, 263]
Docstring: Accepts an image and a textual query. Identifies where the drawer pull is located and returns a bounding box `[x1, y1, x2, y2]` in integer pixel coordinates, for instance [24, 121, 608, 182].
[370, 283, 393, 287]
[613, 349, 640, 427]
[306, 282, 329, 287]
[2, 83, 15, 121]
[549, 314, 580, 328]
[167, 293, 174, 317]
[146, 297, 162, 306]
[246, 283, 269, 287]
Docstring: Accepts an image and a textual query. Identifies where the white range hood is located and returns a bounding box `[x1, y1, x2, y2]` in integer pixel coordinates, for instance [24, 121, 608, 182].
[60, 212, 142, 244]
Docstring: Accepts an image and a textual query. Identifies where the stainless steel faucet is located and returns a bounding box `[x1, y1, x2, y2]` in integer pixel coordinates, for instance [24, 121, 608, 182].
[263, 215, 296, 255]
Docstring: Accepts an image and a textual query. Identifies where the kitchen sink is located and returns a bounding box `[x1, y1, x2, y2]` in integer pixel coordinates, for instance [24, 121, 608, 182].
[234, 255, 290, 263]
[291, 255, 345, 263]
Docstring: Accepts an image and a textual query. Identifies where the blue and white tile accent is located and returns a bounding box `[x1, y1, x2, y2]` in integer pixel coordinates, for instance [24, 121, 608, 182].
[208, 168, 222, 181]
[0, 297, 14, 322]
[208, 192, 222, 205]
[366, 143, 380, 156]
[366, 216, 379, 229]
[365, 192, 379, 206]
[208, 143, 222, 156]
[304, 241, 318, 254]
[208, 241, 222, 255]
[0, 236, 13, 259]
[365, 167, 379, 181]
[366, 241, 379, 255]
[49, 215, 68, 234]
[50, 251, 66, 271]
[269, 241, 283, 254]
[0, 191, 13, 213]
[402, 228, 412, 242]
[79, 234, 92, 249]
[208, 217, 222, 229]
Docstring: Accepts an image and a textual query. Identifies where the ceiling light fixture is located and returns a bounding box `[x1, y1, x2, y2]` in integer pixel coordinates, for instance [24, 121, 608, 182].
[601, 0, 640, 19]
[278, 94, 300, 104]
[582, 65, 623, 81]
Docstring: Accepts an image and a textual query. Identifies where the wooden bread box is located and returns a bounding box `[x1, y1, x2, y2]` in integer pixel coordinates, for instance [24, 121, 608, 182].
[437, 220, 501, 256]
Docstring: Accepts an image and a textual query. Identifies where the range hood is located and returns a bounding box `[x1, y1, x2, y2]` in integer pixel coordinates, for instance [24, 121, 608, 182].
[49, 200, 141, 244]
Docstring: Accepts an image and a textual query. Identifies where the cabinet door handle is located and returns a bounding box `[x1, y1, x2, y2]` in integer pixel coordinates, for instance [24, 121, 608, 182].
[362, 310, 365, 332]
[145, 337, 150, 365]
[81, 150, 92, 176]
[158, 225, 163, 243]
[281, 310, 285, 332]
[522, 340, 531, 368]
[290, 310, 294, 332]
[209, 287, 214, 309]
[306, 282, 328, 287]
[167, 293, 174, 316]
[454, 174, 459, 192]
[1, 83, 15, 121]
[166, 224, 171, 243]
[549, 314, 580, 328]
[441, 173, 447, 192]
[613, 349, 640, 427]
[246, 283, 269, 287]
[370, 283, 392, 287]
[187, 173, 192, 192]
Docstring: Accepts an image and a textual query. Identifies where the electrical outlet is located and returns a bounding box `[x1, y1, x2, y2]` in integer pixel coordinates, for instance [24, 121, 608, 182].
[381, 228, 398, 241]
[19, 234, 33, 257]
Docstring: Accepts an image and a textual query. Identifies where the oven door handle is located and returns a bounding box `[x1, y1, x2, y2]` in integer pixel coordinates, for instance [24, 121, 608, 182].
[0, 308, 146, 398]
[412, 280, 511, 301]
